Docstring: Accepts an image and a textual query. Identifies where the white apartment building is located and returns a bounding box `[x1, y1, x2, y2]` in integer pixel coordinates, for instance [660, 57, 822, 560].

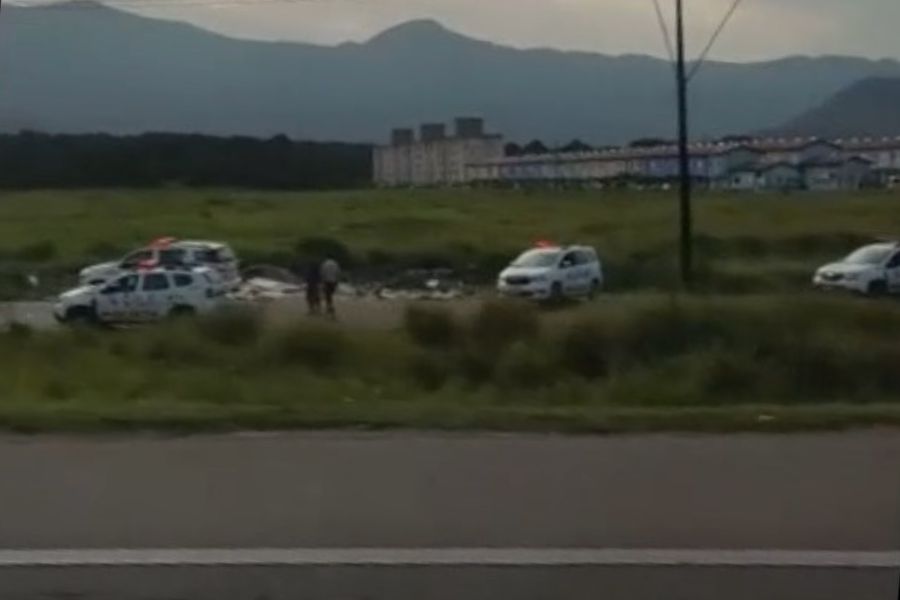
[373, 118, 504, 187]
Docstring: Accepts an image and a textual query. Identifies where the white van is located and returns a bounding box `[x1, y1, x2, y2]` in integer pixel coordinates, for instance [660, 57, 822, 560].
[497, 244, 604, 301]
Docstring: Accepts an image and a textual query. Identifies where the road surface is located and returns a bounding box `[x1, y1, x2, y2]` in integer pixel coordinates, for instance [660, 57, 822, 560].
[0, 431, 897, 598]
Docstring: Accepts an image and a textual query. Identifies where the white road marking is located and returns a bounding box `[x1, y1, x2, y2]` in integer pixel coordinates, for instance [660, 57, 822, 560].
[0, 549, 897, 568]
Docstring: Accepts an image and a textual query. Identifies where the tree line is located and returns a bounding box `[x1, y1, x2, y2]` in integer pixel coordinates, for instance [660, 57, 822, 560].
[0, 132, 373, 189]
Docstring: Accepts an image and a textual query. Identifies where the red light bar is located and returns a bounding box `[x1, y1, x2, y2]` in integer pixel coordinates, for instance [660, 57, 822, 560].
[534, 239, 557, 248]
[149, 236, 177, 248]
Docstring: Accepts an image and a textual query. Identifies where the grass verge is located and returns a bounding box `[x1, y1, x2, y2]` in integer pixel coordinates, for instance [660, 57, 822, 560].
[3, 295, 900, 434]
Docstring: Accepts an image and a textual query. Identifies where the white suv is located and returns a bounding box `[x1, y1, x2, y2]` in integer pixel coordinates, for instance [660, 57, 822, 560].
[79, 239, 241, 290]
[813, 242, 900, 296]
[56, 266, 226, 325]
[498, 244, 604, 301]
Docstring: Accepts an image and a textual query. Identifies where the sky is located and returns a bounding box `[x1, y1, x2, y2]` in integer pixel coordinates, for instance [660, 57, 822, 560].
[100, 0, 900, 61]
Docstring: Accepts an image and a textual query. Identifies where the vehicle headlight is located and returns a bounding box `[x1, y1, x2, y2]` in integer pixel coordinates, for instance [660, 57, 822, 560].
[843, 273, 861, 281]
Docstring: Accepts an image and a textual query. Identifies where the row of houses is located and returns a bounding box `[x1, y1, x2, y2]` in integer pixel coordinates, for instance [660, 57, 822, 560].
[466, 137, 900, 191]
[372, 119, 900, 191]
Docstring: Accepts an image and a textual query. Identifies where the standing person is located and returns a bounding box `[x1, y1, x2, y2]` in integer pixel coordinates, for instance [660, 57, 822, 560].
[304, 260, 323, 316]
[320, 256, 341, 318]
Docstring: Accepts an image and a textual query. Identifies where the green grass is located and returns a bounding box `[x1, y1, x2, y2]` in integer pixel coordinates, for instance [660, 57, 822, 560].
[1, 188, 900, 298]
[4, 187, 900, 432]
[3, 295, 900, 433]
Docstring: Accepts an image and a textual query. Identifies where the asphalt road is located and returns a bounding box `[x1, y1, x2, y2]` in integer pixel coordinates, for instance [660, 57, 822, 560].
[1, 431, 897, 599]
[1, 431, 898, 550]
[1, 564, 896, 600]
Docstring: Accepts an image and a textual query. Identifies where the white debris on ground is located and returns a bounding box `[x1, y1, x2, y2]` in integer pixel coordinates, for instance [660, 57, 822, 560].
[230, 266, 472, 304]
[230, 277, 303, 303]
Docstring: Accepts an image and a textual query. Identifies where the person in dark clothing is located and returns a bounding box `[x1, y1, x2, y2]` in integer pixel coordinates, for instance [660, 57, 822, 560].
[304, 261, 323, 315]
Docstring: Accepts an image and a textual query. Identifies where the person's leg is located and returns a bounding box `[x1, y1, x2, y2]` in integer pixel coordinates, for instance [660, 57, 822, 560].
[306, 286, 321, 315]
[324, 282, 337, 316]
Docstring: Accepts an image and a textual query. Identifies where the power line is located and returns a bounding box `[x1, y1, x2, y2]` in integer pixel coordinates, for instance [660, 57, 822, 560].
[651, 0, 675, 64]
[688, 0, 746, 80]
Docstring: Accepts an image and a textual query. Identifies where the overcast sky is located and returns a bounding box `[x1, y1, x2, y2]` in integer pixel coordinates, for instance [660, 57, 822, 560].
[125, 0, 899, 62]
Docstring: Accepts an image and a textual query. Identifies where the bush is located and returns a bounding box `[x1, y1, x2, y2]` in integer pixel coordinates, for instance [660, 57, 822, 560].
[470, 300, 539, 351]
[496, 341, 557, 389]
[560, 318, 611, 379]
[404, 305, 459, 348]
[409, 352, 452, 391]
[195, 307, 263, 347]
[269, 323, 347, 372]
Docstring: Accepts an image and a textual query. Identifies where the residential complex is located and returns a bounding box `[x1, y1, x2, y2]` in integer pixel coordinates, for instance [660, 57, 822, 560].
[466, 137, 900, 191]
[373, 118, 504, 186]
[373, 117, 900, 191]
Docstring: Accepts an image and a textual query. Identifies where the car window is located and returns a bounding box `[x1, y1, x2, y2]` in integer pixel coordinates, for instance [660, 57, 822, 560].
[159, 248, 187, 266]
[197, 247, 234, 264]
[142, 273, 170, 291]
[121, 249, 154, 267]
[560, 252, 577, 268]
[512, 249, 561, 268]
[106, 274, 139, 294]
[174, 273, 194, 288]
[888, 253, 900, 269]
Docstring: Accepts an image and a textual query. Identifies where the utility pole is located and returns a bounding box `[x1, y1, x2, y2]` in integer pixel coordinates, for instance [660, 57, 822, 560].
[674, 0, 693, 286]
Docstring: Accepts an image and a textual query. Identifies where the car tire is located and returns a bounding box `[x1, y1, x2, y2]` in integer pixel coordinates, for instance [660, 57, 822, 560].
[867, 280, 888, 297]
[65, 306, 96, 326]
[550, 281, 564, 302]
[169, 305, 196, 319]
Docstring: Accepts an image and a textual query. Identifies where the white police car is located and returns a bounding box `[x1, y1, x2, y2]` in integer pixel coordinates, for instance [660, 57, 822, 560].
[497, 243, 604, 301]
[56, 266, 226, 325]
[79, 238, 241, 290]
[813, 242, 900, 296]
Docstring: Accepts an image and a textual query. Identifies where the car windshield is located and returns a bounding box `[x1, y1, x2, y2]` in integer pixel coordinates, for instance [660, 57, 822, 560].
[512, 249, 561, 268]
[844, 245, 893, 265]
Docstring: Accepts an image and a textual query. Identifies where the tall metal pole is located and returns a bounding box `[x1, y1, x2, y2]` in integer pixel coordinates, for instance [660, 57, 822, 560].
[675, 0, 693, 286]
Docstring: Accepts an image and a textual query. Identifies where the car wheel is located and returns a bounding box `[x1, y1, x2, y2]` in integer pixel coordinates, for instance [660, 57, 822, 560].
[867, 280, 888, 297]
[550, 281, 564, 302]
[65, 306, 96, 326]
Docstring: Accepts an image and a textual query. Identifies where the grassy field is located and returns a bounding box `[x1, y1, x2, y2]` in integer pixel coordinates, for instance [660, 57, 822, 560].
[3, 187, 900, 433]
[2, 295, 900, 433]
[1, 187, 900, 297]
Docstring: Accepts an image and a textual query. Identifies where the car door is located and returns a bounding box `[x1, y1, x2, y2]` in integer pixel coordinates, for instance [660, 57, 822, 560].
[135, 272, 174, 320]
[572, 250, 593, 294]
[95, 274, 139, 322]
[558, 251, 581, 295]
[885, 252, 900, 293]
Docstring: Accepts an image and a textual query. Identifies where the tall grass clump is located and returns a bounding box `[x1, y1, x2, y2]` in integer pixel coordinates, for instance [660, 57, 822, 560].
[268, 321, 348, 372]
[470, 299, 540, 351]
[404, 305, 460, 348]
[195, 306, 263, 347]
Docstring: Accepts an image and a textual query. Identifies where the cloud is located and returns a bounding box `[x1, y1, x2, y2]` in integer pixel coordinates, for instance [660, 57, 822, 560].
[132, 0, 900, 61]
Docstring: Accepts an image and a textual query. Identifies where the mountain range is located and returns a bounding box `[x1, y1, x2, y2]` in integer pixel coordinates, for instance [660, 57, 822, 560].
[774, 77, 900, 138]
[2, 1, 900, 143]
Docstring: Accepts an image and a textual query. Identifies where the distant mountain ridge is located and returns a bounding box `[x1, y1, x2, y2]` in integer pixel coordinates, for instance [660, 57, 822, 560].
[775, 77, 900, 138]
[2, 2, 900, 143]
